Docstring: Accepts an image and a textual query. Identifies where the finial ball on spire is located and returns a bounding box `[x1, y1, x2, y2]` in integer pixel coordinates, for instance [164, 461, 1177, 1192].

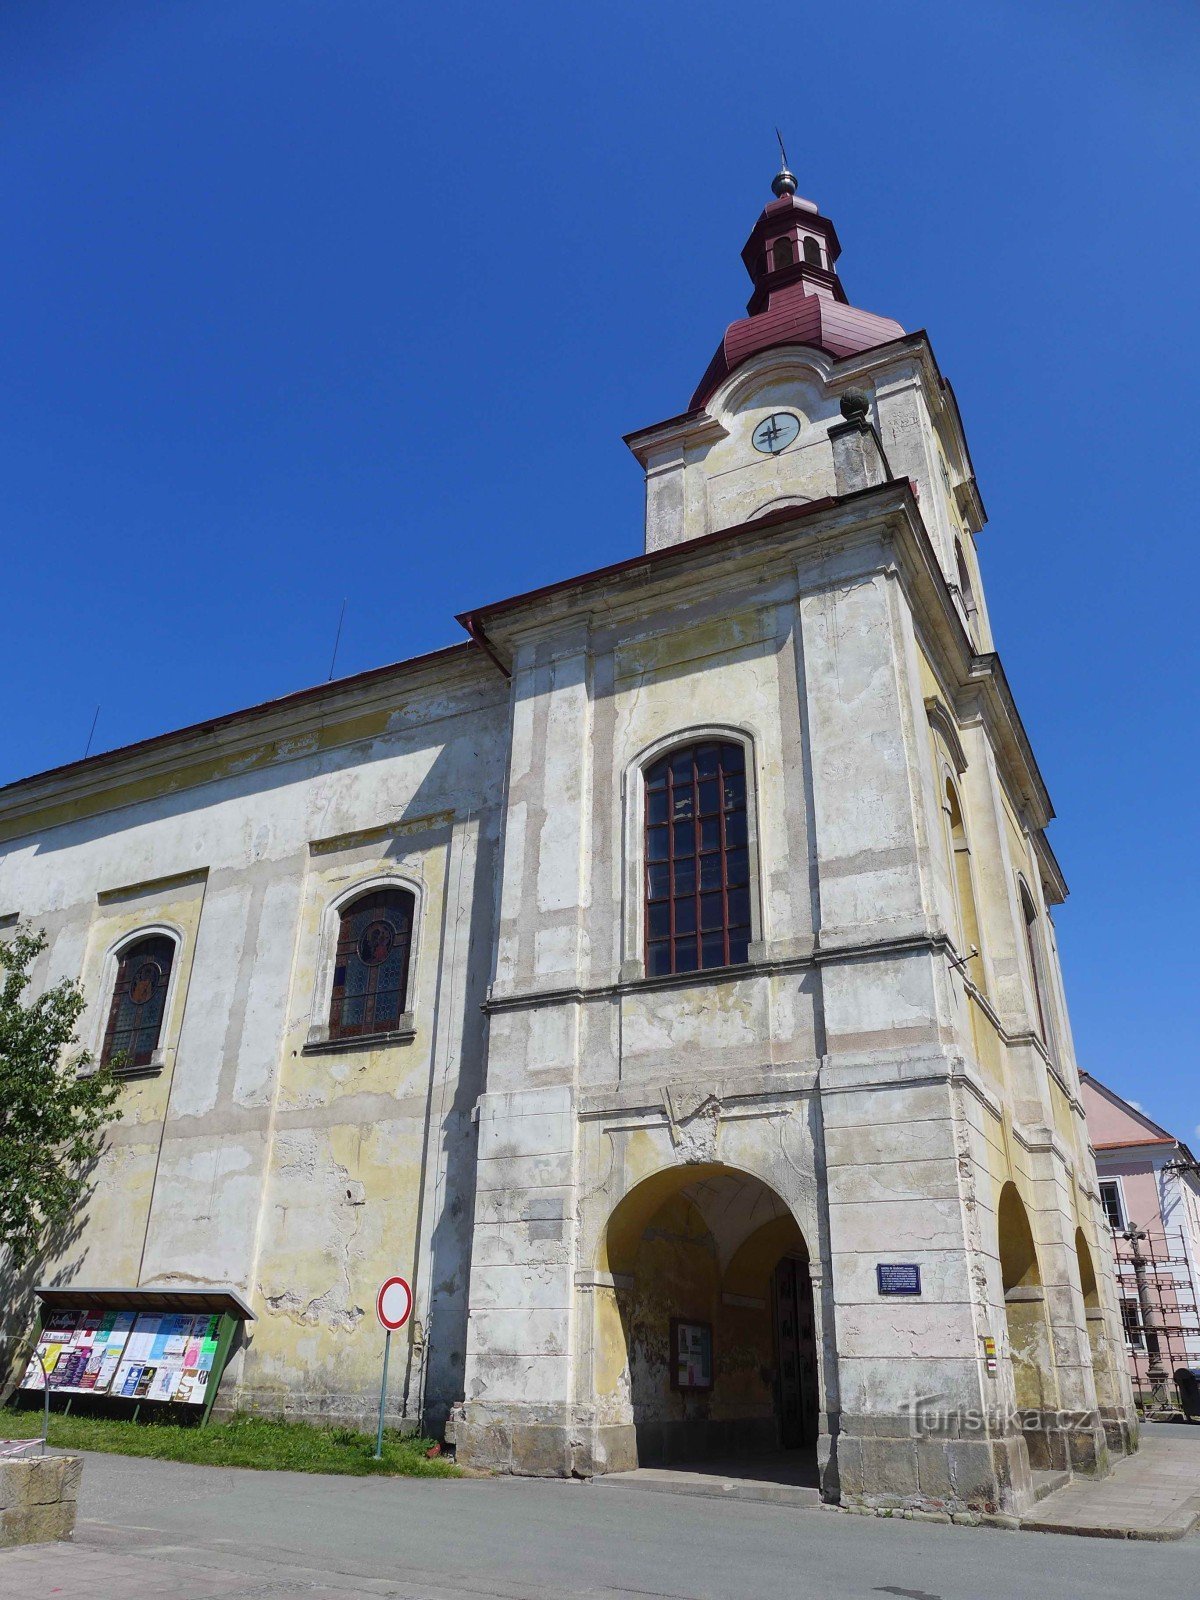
[771, 128, 797, 197]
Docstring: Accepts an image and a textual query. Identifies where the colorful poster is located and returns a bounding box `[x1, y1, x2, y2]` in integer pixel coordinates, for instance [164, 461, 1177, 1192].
[78, 1350, 104, 1391]
[124, 1315, 160, 1364]
[161, 1315, 192, 1356]
[21, 1352, 46, 1390]
[94, 1312, 135, 1394]
[671, 1320, 713, 1391]
[95, 1352, 123, 1392]
[198, 1322, 219, 1373]
[147, 1366, 179, 1402]
[174, 1369, 201, 1404]
[112, 1361, 139, 1397]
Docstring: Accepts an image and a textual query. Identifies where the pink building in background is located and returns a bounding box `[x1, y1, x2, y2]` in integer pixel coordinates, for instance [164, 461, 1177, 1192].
[1082, 1073, 1200, 1409]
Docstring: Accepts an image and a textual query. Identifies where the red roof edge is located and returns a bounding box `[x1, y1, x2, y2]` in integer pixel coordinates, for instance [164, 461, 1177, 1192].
[455, 478, 913, 636]
[0, 641, 478, 800]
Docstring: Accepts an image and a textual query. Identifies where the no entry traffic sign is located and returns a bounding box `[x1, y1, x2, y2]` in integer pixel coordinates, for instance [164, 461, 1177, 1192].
[376, 1275, 412, 1332]
[373, 1275, 412, 1459]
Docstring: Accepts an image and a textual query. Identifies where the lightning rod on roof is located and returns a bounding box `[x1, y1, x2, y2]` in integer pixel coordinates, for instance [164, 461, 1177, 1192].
[772, 129, 798, 198]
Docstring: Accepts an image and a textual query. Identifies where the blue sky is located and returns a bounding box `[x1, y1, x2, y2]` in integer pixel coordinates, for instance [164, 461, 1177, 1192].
[2, 3, 1197, 1134]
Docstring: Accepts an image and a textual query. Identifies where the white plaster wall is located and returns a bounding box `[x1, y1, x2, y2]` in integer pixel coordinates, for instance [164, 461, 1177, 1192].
[0, 664, 508, 1421]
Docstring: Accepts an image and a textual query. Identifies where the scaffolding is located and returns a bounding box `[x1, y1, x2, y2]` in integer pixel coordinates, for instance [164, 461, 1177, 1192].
[1110, 1223, 1200, 1417]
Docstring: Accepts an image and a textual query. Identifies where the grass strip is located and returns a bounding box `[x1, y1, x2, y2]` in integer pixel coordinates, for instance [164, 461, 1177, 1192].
[0, 1406, 460, 1477]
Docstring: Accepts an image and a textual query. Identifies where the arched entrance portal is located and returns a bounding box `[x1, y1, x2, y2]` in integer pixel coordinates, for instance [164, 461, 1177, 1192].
[597, 1165, 820, 1472]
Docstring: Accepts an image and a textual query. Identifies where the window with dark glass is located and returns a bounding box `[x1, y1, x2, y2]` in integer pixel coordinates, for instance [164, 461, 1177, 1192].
[955, 538, 977, 619]
[772, 237, 794, 270]
[802, 236, 822, 266]
[1100, 1181, 1125, 1232]
[1120, 1298, 1143, 1348]
[329, 888, 414, 1040]
[101, 935, 175, 1069]
[644, 742, 751, 978]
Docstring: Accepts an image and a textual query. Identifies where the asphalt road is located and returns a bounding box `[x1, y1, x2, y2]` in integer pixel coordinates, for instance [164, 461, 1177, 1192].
[3, 1447, 1198, 1600]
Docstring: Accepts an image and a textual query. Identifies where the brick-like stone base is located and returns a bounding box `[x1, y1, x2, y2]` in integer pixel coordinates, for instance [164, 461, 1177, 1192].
[451, 1403, 588, 1477]
[1019, 1409, 1110, 1478]
[1099, 1407, 1139, 1460]
[836, 1417, 1034, 1516]
[0, 1454, 81, 1547]
[452, 1403, 640, 1477]
[453, 1403, 796, 1479]
[216, 1390, 422, 1436]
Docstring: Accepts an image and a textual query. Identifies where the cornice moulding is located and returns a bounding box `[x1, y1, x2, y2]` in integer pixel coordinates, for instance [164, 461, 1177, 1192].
[0, 649, 500, 836]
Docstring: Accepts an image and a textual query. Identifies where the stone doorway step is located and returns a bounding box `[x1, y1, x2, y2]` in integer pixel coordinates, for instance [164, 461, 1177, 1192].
[592, 1451, 821, 1508]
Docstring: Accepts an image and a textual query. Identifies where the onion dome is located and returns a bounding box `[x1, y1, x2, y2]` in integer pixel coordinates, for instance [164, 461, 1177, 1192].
[690, 168, 905, 410]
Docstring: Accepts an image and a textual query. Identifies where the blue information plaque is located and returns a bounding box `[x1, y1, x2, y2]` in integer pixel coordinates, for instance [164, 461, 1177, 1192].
[876, 1263, 922, 1296]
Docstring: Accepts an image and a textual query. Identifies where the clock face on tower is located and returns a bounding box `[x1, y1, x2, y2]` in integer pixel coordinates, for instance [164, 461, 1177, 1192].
[751, 412, 801, 455]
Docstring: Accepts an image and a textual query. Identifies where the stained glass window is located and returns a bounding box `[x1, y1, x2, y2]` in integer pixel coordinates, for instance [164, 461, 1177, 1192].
[329, 888, 415, 1040]
[644, 742, 752, 978]
[101, 935, 175, 1069]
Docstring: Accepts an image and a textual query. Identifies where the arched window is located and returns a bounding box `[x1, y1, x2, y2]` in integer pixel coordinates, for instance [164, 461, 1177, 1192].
[802, 236, 822, 266]
[644, 741, 751, 977]
[944, 779, 984, 991]
[329, 887, 414, 1040]
[955, 538, 977, 620]
[1019, 882, 1049, 1044]
[101, 934, 175, 1069]
[772, 237, 794, 270]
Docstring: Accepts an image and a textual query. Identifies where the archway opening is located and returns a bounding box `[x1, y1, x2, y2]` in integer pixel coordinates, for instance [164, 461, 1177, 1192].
[598, 1165, 819, 1477]
[1076, 1227, 1117, 1411]
[998, 1183, 1058, 1467]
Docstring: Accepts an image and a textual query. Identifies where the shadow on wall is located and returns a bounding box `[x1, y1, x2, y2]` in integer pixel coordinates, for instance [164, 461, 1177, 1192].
[0, 1148, 103, 1404]
[396, 749, 499, 1438]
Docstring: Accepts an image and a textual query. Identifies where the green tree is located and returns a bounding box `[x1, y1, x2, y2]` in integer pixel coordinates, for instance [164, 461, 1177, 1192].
[0, 927, 121, 1267]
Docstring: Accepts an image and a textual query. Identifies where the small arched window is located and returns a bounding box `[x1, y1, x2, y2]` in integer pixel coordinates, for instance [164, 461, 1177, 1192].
[944, 779, 984, 991]
[644, 741, 751, 977]
[955, 538, 977, 619]
[1019, 882, 1049, 1043]
[802, 236, 822, 266]
[329, 887, 415, 1040]
[102, 934, 175, 1069]
[772, 237, 795, 270]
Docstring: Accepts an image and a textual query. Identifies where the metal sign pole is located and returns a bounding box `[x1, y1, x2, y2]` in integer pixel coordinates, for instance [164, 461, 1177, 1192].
[374, 1327, 392, 1461]
[36, 1351, 50, 1455]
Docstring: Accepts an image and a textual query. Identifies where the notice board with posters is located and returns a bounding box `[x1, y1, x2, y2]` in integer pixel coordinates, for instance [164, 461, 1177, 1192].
[19, 1286, 253, 1425]
[670, 1318, 714, 1392]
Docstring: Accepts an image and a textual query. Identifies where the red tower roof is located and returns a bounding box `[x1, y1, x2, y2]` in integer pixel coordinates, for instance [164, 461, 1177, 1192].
[690, 179, 904, 409]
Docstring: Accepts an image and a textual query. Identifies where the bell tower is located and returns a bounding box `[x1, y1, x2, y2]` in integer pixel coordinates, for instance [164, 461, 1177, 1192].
[625, 154, 992, 654]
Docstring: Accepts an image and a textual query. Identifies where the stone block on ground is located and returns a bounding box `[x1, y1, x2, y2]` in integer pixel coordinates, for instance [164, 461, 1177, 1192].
[0, 1457, 80, 1546]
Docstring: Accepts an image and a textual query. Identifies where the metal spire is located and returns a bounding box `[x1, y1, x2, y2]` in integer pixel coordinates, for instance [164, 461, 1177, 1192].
[772, 128, 798, 197]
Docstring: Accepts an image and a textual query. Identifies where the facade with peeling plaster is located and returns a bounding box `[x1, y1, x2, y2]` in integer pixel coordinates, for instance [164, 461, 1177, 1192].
[1, 168, 1136, 1514]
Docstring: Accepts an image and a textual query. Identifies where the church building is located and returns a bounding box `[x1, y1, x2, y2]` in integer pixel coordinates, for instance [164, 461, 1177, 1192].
[0, 162, 1136, 1514]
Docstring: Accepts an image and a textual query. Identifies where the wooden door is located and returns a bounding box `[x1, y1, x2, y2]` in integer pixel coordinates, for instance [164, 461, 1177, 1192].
[773, 1256, 819, 1448]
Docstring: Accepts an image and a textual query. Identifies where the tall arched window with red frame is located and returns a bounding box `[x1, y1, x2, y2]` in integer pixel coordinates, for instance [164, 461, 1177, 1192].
[101, 934, 175, 1069]
[328, 887, 415, 1040]
[644, 741, 752, 977]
